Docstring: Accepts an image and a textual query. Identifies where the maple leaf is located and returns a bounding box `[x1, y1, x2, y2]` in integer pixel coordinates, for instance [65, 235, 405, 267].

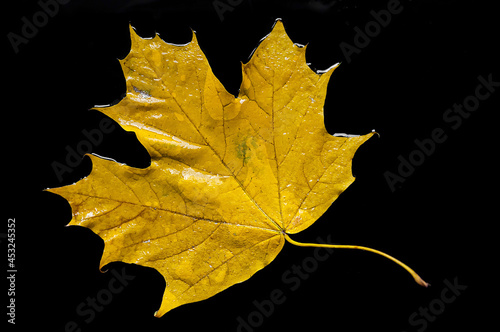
[47, 20, 427, 317]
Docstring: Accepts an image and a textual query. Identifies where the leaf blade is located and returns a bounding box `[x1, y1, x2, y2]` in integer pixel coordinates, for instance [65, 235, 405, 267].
[48, 20, 373, 316]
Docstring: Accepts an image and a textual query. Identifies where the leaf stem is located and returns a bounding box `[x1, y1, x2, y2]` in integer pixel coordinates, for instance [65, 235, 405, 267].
[283, 233, 429, 287]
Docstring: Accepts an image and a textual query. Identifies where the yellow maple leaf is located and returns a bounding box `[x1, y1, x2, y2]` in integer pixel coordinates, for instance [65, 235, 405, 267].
[47, 20, 427, 317]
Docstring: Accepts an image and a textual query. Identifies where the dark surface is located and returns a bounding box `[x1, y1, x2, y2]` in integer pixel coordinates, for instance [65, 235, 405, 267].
[4, 0, 497, 331]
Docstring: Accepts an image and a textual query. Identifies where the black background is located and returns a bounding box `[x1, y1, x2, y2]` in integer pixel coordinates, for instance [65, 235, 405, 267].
[4, 0, 498, 331]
